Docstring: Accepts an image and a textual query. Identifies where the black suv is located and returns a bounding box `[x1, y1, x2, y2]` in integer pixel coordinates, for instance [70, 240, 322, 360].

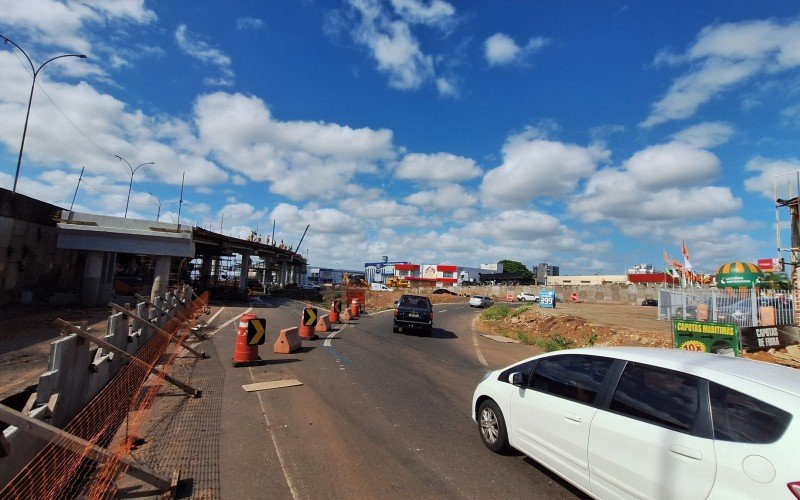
[393, 294, 434, 336]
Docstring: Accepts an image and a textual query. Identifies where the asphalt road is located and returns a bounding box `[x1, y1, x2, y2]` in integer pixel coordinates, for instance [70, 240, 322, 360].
[137, 297, 587, 499]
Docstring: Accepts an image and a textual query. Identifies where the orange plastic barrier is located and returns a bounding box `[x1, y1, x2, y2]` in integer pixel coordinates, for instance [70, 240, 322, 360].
[316, 315, 331, 333]
[232, 312, 260, 367]
[274, 327, 302, 354]
[298, 307, 319, 340]
[350, 299, 360, 318]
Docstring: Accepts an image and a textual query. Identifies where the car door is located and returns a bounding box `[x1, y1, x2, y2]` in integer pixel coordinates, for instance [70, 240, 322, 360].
[509, 354, 614, 492]
[588, 362, 716, 499]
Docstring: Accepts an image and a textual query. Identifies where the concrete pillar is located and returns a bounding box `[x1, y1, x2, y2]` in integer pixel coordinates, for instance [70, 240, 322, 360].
[80, 251, 104, 305]
[280, 262, 287, 286]
[239, 253, 250, 292]
[200, 256, 212, 288]
[151, 255, 171, 301]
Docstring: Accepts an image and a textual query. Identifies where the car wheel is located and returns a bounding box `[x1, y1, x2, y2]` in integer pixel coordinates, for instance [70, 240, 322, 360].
[478, 400, 510, 453]
[424, 326, 433, 337]
[392, 326, 399, 333]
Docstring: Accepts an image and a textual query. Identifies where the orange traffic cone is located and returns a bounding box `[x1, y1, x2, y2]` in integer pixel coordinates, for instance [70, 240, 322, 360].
[329, 299, 341, 324]
[232, 312, 261, 367]
[350, 299, 359, 318]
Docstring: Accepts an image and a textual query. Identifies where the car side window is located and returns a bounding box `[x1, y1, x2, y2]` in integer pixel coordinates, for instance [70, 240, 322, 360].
[499, 359, 536, 385]
[710, 382, 792, 444]
[609, 362, 700, 433]
[529, 355, 614, 404]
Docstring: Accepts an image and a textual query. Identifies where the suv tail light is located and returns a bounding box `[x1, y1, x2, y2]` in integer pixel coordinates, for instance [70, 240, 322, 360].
[393, 309, 398, 317]
[789, 482, 800, 499]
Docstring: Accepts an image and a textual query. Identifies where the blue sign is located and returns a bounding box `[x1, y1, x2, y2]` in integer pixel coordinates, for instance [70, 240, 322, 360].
[539, 289, 556, 309]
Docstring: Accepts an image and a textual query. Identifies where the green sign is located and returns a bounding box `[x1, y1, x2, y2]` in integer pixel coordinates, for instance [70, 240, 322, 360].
[672, 319, 741, 357]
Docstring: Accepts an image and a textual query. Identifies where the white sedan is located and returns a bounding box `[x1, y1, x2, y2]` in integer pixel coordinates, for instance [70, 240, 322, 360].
[472, 347, 800, 499]
[517, 292, 539, 302]
[469, 296, 494, 308]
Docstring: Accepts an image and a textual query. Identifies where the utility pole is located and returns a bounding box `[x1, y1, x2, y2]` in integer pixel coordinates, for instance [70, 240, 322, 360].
[69, 166, 84, 212]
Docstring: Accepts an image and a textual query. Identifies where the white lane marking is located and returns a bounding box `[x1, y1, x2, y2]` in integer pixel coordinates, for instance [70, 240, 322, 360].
[439, 309, 447, 313]
[324, 322, 350, 347]
[471, 314, 488, 368]
[208, 307, 252, 338]
[207, 306, 225, 325]
[249, 366, 299, 499]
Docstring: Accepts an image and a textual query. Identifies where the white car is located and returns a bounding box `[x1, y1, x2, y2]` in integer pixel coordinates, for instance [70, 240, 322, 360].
[469, 296, 494, 308]
[472, 347, 800, 499]
[517, 292, 539, 302]
[300, 283, 320, 291]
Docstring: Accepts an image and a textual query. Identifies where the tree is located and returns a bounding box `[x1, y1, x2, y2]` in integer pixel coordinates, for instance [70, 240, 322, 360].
[761, 271, 791, 291]
[499, 259, 534, 280]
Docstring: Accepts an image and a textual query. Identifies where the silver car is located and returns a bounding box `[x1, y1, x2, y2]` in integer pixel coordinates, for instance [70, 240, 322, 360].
[469, 295, 493, 308]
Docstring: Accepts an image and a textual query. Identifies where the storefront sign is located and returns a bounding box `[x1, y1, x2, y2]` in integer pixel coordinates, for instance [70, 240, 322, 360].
[672, 319, 741, 357]
[740, 325, 800, 350]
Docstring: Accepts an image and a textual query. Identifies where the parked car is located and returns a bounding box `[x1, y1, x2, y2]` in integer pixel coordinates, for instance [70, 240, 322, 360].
[433, 287, 458, 295]
[641, 298, 658, 306]
[517, 292, 539, 302]
[472, 347, 800, 500]
[300, 283, 320, 291]
[469, 295, 494, 308]
[393, 294, 434, 335]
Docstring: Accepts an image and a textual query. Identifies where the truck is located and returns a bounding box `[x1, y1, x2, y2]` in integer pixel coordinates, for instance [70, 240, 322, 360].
[371, 283, 394, 292]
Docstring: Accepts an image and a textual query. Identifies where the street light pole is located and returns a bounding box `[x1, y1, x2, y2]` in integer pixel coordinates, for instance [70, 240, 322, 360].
[147, 192, 161, 222]
[115, 155, 154, 218]
[1, 35, 86, 194]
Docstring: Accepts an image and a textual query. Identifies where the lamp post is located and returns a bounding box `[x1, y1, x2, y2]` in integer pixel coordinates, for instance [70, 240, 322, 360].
[115, 155, 154, 218]
[1, 35, 86, 194]
[147, 192, 161, 222]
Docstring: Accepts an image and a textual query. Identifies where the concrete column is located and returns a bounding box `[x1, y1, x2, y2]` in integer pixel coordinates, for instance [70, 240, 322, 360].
[239, 253, 250, 292]
[280, 262, 287, 286]
[80, 251, 104, 305]
[151, 255, 171, 301]
[200, 256, 212, 288]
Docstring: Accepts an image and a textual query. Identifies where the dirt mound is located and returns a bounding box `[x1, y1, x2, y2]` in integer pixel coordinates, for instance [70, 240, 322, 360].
[479, 305, 671, 351]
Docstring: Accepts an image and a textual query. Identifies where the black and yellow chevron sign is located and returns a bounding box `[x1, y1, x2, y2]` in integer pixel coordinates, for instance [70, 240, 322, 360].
[247, 318, 266, 345]
[333, 299, 342, 313]
[303, 307, 318, 326]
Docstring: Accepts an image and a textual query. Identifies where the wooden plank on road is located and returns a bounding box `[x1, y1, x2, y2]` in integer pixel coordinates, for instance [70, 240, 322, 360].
[242, 379, 303, 392]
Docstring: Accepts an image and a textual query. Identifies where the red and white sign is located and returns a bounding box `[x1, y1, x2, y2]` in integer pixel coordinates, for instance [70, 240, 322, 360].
[757, 258, 779, 272]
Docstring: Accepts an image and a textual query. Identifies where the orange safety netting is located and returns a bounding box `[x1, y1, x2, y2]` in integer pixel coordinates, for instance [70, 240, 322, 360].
[1, 291, 209, 500]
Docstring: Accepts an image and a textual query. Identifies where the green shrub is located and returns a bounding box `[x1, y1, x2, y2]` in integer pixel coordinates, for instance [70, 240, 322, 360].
[482, 304, 511, 320]
[532, 335, 573, 352]
[585, 332, 598, 346]
[509, 305, 531, 317]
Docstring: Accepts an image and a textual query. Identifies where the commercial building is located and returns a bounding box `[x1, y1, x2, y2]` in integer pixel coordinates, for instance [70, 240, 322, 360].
[365, 258, 501, 287]
[532, 262, 559, 285]
[546, 275, 628, 286]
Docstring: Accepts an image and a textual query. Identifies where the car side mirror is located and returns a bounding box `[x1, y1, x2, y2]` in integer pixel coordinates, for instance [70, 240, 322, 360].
[509, 372, 525, 386]
[393, 300, 399, 305]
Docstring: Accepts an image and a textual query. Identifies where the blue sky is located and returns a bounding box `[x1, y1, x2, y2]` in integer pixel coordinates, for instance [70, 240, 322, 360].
[2, 1, 800, 274]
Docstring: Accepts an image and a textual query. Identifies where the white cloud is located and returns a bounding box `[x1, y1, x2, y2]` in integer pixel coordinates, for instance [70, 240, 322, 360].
[436, 77, 459, 98]
[175, 24, 235, 87]
[270, 203, 357, 235]
[623, 142, 720, 190]
[236, 16, 264, 31]
[484, 32, 549, 67]
[479, 132, 609, 207]
[390, 0, 455, 27]
[194, 92, 395, 201]
[0, 0, 156, 54]
[395, 152, 480, 182]
[406, 184, 476, 209]
[670, 122, 734, 149]
[744, 156, 800, 199]
[570, 166, 740, 224]
[642, 18, 800, 127]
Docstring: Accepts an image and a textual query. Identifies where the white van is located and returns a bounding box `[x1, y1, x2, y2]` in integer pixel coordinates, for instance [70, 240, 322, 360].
[370, 283, 394, 291]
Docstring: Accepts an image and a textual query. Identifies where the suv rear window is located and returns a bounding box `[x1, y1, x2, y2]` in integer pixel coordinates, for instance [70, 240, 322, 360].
[710, 382, 792, 444]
